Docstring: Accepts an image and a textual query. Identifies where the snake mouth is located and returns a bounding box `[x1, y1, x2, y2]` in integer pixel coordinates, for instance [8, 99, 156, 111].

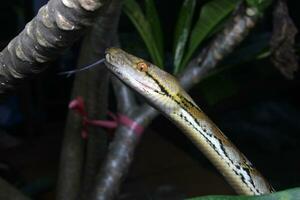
[135, 78, 158, 93]
[135, 80, 154, 90]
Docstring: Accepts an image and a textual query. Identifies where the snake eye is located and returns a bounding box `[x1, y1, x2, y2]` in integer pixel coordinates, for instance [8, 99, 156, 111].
[137, 62, 148, 72]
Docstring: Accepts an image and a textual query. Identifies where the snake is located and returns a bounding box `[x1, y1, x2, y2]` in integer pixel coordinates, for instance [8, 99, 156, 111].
[104, 47, 274, 195]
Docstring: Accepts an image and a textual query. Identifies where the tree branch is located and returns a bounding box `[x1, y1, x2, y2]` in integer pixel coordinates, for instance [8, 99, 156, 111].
[78, 0, 122, 199]
[0, 0, 108, 94]
[91, 105, 157, 200]
[180, 3, 261, 90]
[112, 77, 137, 113]
[56, 0, 118, 200]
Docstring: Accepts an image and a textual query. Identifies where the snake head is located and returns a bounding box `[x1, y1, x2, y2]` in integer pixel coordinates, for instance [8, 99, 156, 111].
[105, 47, 182, 112]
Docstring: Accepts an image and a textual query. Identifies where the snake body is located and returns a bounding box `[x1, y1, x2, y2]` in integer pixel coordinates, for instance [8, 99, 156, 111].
[104, 47, 274, 195]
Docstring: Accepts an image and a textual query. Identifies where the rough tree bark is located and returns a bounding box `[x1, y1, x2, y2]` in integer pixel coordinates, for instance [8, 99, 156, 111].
[91, 79, 156, 200]
[56, 0, 121, 200]
[78, 0, 122, 200]
[0, 0, 108, 94]
[0, 0, 109, 199]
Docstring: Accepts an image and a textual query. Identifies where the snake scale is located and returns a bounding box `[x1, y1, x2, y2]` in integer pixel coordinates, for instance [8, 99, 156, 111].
[104, 47, 274, 195]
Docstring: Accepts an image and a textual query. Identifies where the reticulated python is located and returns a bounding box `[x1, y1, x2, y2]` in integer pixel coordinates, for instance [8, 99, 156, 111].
[104, 47, 274, 195]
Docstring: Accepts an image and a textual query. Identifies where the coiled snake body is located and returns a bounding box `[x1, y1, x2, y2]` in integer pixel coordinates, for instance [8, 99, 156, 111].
[104, 47, 274, 195]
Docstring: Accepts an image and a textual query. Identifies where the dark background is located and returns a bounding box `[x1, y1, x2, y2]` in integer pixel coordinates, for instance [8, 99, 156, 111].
[0, 0, 299, 199]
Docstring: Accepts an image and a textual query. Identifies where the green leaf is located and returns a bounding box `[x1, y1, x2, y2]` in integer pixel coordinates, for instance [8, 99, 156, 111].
[180, 0, 240, 71]
[145, 0, 164, 60]
[173, 0, 196, 74]
[186, 187, 300, 200]
[123, 0, 163, 68]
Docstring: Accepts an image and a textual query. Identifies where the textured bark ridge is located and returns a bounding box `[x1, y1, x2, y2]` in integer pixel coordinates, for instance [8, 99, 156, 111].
[196, 4, 259, 73]
[270, 0, 298, 79]
[55, 0, 117, 200]
[0, 0, 107, 93]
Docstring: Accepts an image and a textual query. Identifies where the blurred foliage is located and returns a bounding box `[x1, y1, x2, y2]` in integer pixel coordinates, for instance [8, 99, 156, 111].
[123, 0, 241, 73]
[123, 0, 164, 67]
[180, 0, 240, 72]
[245, 0, 273, 13]
[145, 0, 164, 60]
[187, 187, 300, 200]
[173, 0, 196, 73]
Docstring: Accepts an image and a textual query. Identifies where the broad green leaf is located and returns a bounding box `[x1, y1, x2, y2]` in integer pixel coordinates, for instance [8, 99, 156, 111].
[187, 187, 300, 200]
[123, 0, 163, 67]
[173, 0, 196, 74]
[145, 0, 164, 60]
[180, 0, 240, 71]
